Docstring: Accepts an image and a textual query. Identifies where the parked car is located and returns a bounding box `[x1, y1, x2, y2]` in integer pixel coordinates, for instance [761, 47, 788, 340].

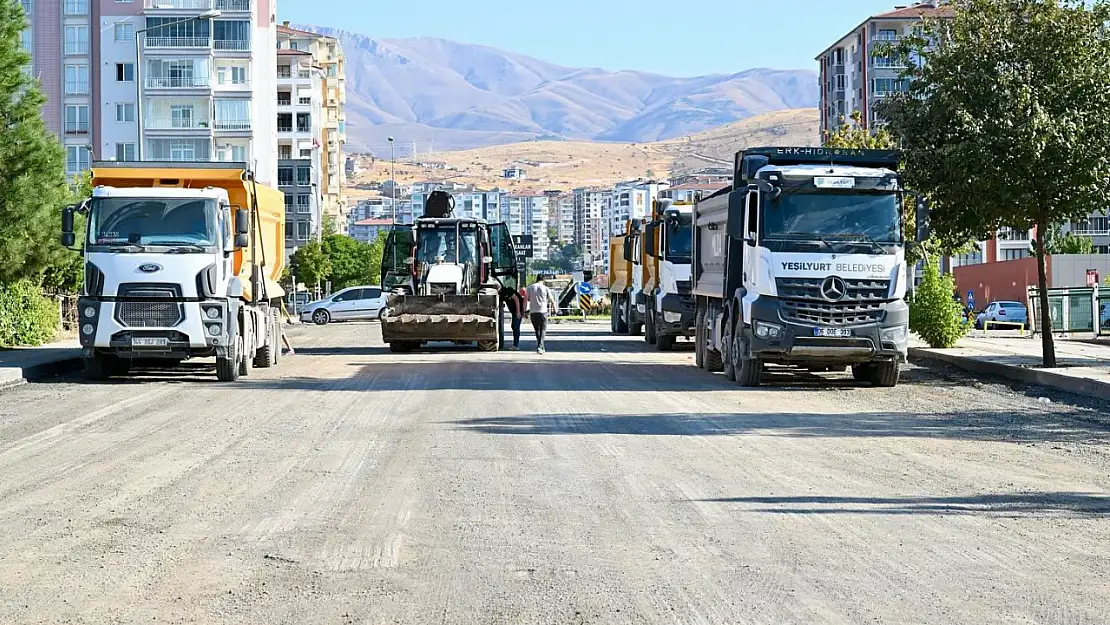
[976, 301, 1028, 329]
[300, 286, 387, 325]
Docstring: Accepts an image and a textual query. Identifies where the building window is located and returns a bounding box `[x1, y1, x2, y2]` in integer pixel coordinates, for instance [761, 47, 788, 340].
[300, 148, 311, 158]
[116, 63, 134, 82]
[213, 20, 250, 50]
[296, 113, 310, 132]
[66, 146, 89, 174]
[64, 0, 88, 10]
[284, 194, 294, 212]
[214, 99, 250, 130]
[296, 166, 311, 185]
[115, 102, 135, 122]
[285, 220, 293, 239]
[64, 64, 89, 94]
[64, 105, 89, 134]
[20, 28, 30, 53]
[278, 144, 292, 159]
[64, 26, 89, 55]
[169, 141, 196, 161]
[277, 113, 292, 132]
[278, 167, 294, 186]
[997, 226, 1030, 241]
[1001, 248, 1029, 261]
[114, 23, 135, 42]
[296, 221, 310, 240]
[297, 194, 311, 213]
[115, 142, 136, 162]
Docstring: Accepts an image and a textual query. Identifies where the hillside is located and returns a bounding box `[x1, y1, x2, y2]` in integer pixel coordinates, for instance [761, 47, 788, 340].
[346, 108, 820, 196]
[299, 25, 818, 152]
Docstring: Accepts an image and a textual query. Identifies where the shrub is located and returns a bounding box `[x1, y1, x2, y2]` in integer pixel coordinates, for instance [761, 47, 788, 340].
[909, 261, 968, 348]
[0, 281, 59, 347]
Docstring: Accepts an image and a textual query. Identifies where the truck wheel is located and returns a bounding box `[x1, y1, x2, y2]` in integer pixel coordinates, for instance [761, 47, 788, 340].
[656, 333, 675, 351]
[868, 361, 900, 387]
[614, 297, 629, 333]
[611, 302, 619, 333]
[254, 314, 275, 369]
[703, 310, 724, 372]
[722, 322, 737, 382]
[644, 310, 657, 344]
[237, 333, 250, 377]
[734, 332, 763, 387]
[389, 342, 416, 353]
[694, 308, 705, 368]
[851, 364, 871, 382]
[216, 337, 241, 382]
[477, 340, 499, 352]
[83, 353, 115, 381]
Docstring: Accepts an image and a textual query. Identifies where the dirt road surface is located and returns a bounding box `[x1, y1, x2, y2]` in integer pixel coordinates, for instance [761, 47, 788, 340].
[1, 323, 1108, 624]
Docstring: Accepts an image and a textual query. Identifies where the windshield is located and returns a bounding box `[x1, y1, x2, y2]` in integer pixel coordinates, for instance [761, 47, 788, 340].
[762, 191, 901, 243]
[89, 197, 218, 247]
[665, 217, 692, 261]
[415, 224, 478, 265]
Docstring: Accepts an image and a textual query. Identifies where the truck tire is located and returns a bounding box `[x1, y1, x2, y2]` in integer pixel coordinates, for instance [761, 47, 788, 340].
[254, 312, 275, 369]
[702, 308, 724, 372]
[389, 341, 416, 353]
[611, 301, 619, 333]
[216, 336, 241, 382]
[624, 299, 640, 336]
[656, 333, 675, 351]
[722, 321, 737, 382]
[614, 296, 629, 333]
[851, 364, 871, 382]
[694, 308, 705, 368]
[237, 323, 250, 377]
[644, 310, 657, 344]
[477, 340, 499, 352]
[868, 361, 900, 387]
[84, 353, 119, 381]
[734, 333, 763, 387]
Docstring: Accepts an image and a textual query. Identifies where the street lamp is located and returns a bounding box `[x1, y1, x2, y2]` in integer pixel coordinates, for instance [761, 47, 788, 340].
[134, 9, 221, 161]
[388, 136, 395, 222]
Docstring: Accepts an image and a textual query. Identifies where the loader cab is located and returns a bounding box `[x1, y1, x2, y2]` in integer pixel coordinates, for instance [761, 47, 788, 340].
[381, 225, 415, 291]
[380, 219, 518, 293]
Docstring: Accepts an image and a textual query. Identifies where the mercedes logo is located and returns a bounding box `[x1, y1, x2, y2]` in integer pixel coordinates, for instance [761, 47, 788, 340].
[821, 276, 846, 301]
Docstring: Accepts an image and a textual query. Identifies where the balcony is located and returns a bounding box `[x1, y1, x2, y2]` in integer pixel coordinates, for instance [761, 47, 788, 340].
[214, 119, 251, 131]
[64, 122, 89, 135]
[145, 116, 210, 130]
[214, 0, 250, 10]
[870, 35, 901, 47]
[144, 0, 214, 8]
[214, 39, 250, 52]
[64, 42, 90, 55]
[145, 37, 210, 49]
[146, 76, 210, 89]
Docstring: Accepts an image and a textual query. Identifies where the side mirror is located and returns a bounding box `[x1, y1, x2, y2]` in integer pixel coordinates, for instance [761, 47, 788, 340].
[61, 204, 76, 247]
[914, 195, 931, 242]
[622, 237, 632, 262]
[726, 191, 747, 240]
[233, 206, 250, 248]
[644, 223, 657, 257]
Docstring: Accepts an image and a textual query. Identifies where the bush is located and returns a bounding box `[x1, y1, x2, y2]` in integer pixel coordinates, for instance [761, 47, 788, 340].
[909, 261, 968, 348]
[0, 281, 59, 347]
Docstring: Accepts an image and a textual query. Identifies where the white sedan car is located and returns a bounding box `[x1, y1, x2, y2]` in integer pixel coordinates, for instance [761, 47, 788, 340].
[300, 286, 388, 325]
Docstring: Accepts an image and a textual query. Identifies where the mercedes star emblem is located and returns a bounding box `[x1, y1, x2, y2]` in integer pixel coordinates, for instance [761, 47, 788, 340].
[821, 276, 846, 301]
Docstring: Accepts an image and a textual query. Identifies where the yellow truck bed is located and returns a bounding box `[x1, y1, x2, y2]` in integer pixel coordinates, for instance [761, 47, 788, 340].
[609, 235, 631, 293]
[90, 162, 285, 302]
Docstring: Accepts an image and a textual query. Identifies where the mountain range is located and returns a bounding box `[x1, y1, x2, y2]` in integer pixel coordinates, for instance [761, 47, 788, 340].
[298, 26, 819, 153]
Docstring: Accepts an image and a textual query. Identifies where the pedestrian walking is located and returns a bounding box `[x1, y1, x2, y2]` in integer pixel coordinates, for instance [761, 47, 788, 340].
[525, 274, 557, 354]
[500, 285, 525, 350]
[279, 301, 296, 355]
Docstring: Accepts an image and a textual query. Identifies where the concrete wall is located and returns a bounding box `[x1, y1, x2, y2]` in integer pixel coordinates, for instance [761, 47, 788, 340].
[954, 257, 1046, 306]
[1049, 254, 1110, 287]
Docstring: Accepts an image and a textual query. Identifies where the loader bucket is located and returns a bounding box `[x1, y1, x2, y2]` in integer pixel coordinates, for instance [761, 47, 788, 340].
[381, 293, 501, 345]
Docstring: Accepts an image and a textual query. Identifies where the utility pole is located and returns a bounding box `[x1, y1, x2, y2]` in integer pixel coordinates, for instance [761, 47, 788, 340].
[388, 136, 396, 222]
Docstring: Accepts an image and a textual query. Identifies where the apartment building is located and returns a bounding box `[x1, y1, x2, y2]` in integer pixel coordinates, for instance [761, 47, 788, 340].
[91, 0, 278, 184]
[348, 218, 392, 246]
[573, 187, 607, 264]
[499, 194, 549, 261]
[276, 23, 346, 239]
[665, 182, 726, 204]
[815, 1, 950, 136]
[549, 193, 575, 247]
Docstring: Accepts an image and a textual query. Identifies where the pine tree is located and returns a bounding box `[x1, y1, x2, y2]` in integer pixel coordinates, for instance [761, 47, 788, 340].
[0, 0, 74, 285]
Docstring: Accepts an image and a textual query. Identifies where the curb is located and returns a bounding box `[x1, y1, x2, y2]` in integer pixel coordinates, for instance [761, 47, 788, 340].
[909, 347, 1110, 401]
[0, 354, 83, 390]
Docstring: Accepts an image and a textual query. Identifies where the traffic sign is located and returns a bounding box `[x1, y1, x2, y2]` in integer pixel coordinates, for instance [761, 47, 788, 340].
[967, 290, 975, 307]
[578, 294, 593, 310]
[512, 234, 534, 259]
[575, 281, 592, 296]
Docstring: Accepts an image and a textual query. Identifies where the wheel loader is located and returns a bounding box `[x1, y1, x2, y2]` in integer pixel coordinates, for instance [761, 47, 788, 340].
[379, 191, 519, 352]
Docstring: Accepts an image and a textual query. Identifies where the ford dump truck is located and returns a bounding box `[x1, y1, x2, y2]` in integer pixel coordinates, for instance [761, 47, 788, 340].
[380, 191, 517, 352]
[692, 147, 912, 387]
[61, 162, 285, 382]
[642, 199, 695, 351]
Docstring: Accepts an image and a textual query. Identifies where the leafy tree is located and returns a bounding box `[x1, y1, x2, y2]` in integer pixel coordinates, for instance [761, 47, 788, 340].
[909, 260, 968, 348]
[322, 233, 376, 290]
[876, 0, 1110, 367]
[822, 110, 895, 149]
[288, 240, 331, 288]
[1032, 227, 1095, 256]
[0, 1, 75, 286]
[365, 231, 387, 282]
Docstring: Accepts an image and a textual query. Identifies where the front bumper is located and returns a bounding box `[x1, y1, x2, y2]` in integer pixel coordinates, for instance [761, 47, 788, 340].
[658, 293, 695, 336]
[745, 296, 908, 364]
[78, 296, 227, 358]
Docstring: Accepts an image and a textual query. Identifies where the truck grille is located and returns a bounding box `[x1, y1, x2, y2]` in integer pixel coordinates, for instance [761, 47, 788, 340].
[115, 284, 184, 328]
[777, 277, 891, 326]
[429, 283, 457, 296]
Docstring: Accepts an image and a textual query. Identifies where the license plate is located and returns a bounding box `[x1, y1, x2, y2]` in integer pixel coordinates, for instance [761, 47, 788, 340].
[132, 337, 169, 347]
[814, 327, 852, 338]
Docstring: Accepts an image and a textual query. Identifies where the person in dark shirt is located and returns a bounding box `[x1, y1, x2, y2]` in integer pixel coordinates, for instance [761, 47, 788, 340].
[500, 286, 525, 350]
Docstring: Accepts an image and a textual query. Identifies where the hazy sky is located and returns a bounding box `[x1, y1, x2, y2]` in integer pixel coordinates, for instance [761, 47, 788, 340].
[278, 0, 904, 76]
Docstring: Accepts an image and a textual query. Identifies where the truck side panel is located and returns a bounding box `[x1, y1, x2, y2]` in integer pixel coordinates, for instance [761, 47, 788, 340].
[608, 236, 630, 293]
[692, 192, 730, 301]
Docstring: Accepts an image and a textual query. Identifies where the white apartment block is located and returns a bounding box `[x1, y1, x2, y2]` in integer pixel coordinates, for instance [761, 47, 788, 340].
[815, 1, 947, 135]
[550, 193, 575, 247]
[573, 187, 607, 262]
[92, 0, 277, 185]
[499, 194, 549, 261]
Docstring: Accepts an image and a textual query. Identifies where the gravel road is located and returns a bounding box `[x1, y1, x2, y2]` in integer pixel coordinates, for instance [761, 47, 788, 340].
[1, 322, 1108, 624]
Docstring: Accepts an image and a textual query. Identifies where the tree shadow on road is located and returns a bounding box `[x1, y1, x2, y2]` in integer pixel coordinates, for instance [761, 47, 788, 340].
[691, 492, 1110, 517]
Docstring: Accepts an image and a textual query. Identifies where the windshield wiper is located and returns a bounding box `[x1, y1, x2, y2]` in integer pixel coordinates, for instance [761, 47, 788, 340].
[839, 233, 887, 254]
[163, 244, 208, 254]
[777, 231, 841, 254]
[105, 243, 147, 252]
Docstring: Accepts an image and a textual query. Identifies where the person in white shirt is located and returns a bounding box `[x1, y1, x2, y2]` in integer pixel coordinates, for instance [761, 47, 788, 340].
[524, 275, 557, 353]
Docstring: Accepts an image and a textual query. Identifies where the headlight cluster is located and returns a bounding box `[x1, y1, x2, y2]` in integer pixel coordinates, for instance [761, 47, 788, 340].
[882, 325, 907, 343]
[754, 321, 784, 340]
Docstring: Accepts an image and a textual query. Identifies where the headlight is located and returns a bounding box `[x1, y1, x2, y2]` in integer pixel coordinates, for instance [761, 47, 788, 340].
[754, 321, 783, 339]
[663, 311, 682, 323]
[81, 323, 94, 335]
[882, 325, 907, 342]
[207, 323, 223, 337]
[83, 306, 96, 318]
[205, 307, 221, 319]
